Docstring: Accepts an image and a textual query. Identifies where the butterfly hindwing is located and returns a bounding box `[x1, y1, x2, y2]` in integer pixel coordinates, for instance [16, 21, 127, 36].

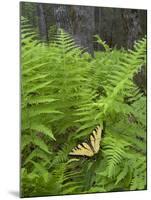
[69, 125, 103, 158]
[69, 143, 94, 157]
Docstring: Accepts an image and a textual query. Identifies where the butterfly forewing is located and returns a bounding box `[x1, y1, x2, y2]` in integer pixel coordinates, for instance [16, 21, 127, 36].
[90, 126, 102, 154]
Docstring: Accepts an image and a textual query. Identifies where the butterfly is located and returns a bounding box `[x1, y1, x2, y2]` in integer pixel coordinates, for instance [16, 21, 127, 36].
[69, 126, 103, 157]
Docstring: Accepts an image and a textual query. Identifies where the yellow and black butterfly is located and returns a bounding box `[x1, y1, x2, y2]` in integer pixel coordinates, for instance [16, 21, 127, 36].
[69, 126, 103, 157]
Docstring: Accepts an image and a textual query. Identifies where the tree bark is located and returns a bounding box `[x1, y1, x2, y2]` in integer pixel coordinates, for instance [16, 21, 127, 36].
[53, 5, 95, 55]
[71, 6, 95, 55]
[122, 9, 142, 49]
[37, 3, 48, 42]
[53, 5, 73, 33]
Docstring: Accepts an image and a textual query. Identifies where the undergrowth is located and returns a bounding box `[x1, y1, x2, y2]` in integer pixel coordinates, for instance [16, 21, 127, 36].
[21, 17, 147, 197]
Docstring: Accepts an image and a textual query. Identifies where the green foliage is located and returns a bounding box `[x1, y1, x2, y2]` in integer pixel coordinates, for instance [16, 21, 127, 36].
[21, 18, 147, 197]
[94, 35, 111, 52]
[21, 17, 61, 168]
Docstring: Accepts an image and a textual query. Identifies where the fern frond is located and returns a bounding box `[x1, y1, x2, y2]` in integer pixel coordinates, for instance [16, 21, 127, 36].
[76, 37, 146, 132]
[94, 35, 111, 52]
[130, 156, 146, 190]
[102, 136, 130, 178]
[24, 148, 51, 165]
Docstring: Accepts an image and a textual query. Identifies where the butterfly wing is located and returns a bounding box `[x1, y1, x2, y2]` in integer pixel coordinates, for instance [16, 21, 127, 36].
[90, 126, 102, 154]
[69, 142, 94, 157]
[69, 126, 102, 157]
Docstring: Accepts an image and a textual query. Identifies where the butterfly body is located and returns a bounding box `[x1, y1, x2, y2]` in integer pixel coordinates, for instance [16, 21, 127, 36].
[69, 126, 103, 157]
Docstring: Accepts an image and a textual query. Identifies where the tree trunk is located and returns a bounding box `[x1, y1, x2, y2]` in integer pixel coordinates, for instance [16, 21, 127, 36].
[37, 3, 48, 42]
[53, 5, 73, 33]
[122, 9, 142, 49]
[53, 5, 95, 55]
[94, 7, 101, 50]
[72, 6, 95, 55]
